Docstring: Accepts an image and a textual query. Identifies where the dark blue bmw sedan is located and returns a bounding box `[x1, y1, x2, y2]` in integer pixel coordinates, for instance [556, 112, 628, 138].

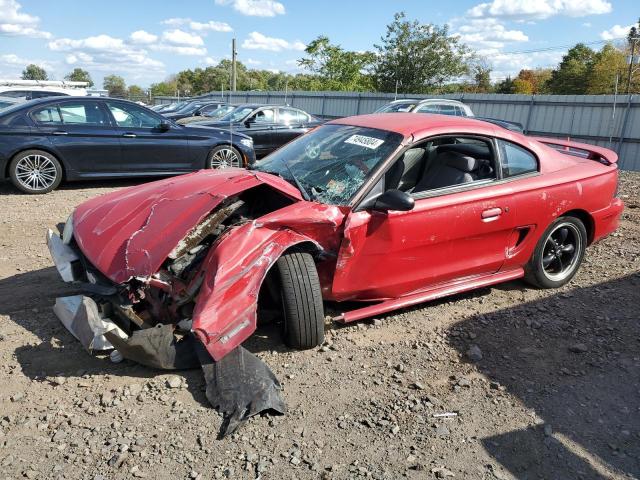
[0, 96, 256, 193]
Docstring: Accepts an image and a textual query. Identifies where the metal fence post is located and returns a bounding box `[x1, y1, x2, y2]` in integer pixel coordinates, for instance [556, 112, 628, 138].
[616, 95, 633, 165]
[320, 93, 326, 117]
[356, 93, 362, 115]
[524, 95, 535, 134]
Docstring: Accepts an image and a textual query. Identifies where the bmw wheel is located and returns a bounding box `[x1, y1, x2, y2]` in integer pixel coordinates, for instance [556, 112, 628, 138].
[525, 216, 587, 289]
[9, 150, 63, 194]
[208, 145, 242, 169]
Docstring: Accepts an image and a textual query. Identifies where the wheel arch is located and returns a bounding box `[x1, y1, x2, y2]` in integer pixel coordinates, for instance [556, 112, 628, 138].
[207, 142, 247, 168]
[561, 209, 595, 245]
[192, 226, 323, 361]
[6, 147, 67, 181]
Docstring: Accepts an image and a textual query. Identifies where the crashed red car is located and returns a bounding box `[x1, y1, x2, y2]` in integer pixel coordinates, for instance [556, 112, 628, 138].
[47, 113, 623, 432]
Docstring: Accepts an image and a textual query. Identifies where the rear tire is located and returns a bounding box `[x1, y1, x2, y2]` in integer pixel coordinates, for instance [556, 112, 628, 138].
[525, 216, 587, 289]
[9, 149, 62, 194]
[275, 252, 325, 349]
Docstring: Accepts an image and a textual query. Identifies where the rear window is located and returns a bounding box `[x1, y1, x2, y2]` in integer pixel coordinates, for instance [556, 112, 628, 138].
[31, 105, 63, 125]
[377, 102, 416, 113]
[0, 90, 29, 98]
[31, 91, 69, 99]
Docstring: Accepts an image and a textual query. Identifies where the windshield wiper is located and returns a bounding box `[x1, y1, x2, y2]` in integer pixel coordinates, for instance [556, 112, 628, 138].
[279, 158, 312, 201]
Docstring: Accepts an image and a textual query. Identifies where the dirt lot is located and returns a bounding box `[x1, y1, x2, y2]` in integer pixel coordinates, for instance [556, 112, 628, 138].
[0, 172, 638, 480]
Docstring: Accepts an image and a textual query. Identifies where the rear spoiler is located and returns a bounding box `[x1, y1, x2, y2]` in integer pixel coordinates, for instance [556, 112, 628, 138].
[533, 137, 618, 165]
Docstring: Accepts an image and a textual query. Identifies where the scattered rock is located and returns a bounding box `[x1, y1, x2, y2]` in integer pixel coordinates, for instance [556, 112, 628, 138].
[166, 376, 182, 389]
[466, 345, 483, 362]
[569, 343, 588, 353]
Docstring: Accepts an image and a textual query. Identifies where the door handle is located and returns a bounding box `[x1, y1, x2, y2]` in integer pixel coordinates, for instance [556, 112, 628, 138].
[52, 131, 68, 136]
[123, 133, 137, 138]
[481, 207, 503, 219]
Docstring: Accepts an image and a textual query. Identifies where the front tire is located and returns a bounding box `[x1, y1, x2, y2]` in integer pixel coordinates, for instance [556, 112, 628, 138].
[275, 252, 325, 349]
[208, 145, 242, 169]
[525, 216, 587, 289]
[9, 150, 62, 194]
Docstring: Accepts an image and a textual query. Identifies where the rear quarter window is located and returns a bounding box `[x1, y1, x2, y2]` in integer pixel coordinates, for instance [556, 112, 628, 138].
[31, 105, 63, 125]
[498, 139, 538, 177]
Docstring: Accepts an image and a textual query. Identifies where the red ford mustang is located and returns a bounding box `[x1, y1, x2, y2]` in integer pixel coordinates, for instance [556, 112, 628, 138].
[48, 113, 623, 365]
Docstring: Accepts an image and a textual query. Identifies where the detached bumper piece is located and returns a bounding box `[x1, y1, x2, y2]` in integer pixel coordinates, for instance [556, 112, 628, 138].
[196, 344, 286, 438]
[47, 229, 80, 282]
[53, 295, 128, 351]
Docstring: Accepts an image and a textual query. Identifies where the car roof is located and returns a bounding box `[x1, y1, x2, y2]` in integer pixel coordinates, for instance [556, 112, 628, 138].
[329, 113, 496, 137]
[234, 103, 299, 109]
[389, 98, 466, 106]
[11, 96, 144, 108]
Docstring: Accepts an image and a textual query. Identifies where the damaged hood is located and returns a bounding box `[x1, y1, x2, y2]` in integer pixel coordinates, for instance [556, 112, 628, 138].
[72, 169, 303, 284]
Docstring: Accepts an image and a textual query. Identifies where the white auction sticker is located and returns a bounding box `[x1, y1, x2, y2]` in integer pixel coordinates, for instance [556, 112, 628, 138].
[345, 134, 385, 150]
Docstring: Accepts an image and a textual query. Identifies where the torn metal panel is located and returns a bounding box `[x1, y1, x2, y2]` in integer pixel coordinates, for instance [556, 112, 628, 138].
[53, 295, 128, 351]
[195, 344, 285, 438]
[168, 199, 244, 260]
[47, 229, 79, 282]
[104, 324, 200, 370]
[192, 225, 323, 361]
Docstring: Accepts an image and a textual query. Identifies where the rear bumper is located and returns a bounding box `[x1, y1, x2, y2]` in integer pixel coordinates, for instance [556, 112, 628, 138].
[592, 198, 624, 243]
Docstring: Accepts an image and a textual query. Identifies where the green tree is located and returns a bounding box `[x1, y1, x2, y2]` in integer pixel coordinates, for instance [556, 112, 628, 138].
[127, 85, 145, 97]
[21, 64, 48, 81]
[373, 12, 470, 94]
[298, 36, 375, 91]
[494, 76, 515, 94]
[64, 68, 94, 87]
[547, 43, 596, 94]
[586, 44, 626, 94]
[103, 75, 127, 97]
[511, 69, 552, 94]
[150, 77, 178, 96]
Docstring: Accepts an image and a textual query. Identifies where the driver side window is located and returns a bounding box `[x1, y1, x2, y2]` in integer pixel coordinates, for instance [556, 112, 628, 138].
[385, 136, 497, 195]
[106, 102, 161, 128]
[252, 108, 275, 123]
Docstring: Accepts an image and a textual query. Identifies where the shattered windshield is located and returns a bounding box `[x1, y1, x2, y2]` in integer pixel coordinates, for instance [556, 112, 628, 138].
[252, 124, 403, 205]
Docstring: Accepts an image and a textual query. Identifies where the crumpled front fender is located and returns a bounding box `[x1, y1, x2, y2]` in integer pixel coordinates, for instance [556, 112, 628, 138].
[192, 222, 321, 361]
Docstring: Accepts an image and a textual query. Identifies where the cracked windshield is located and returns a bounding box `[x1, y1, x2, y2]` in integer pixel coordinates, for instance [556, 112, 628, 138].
[252, 124, 403, 204]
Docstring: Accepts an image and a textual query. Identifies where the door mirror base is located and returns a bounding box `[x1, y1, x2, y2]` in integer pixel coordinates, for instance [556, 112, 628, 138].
[159, 121, 171, 131]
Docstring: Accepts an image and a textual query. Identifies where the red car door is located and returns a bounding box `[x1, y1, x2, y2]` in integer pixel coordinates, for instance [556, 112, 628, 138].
[331, 182, 518, 301]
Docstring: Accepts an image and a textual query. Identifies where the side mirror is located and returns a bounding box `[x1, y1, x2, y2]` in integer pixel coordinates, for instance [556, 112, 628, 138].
[372, 189, 415, 212]
[159, 121, 171, 131]
[244, 117, 255, 128]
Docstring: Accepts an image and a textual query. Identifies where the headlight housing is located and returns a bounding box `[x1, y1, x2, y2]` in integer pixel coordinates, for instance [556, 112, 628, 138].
[62, 213, 74, 245]
[240, 138, 253, 148]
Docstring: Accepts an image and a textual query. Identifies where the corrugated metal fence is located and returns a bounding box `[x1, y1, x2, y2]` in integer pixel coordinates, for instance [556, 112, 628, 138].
[155, 91, 640, 172]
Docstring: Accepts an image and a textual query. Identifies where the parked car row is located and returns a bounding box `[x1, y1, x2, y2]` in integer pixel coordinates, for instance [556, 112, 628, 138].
[1, 95, 533, 194]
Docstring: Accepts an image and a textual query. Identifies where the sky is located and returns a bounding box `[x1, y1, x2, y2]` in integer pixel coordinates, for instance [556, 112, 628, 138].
[0, 0, 637, 89]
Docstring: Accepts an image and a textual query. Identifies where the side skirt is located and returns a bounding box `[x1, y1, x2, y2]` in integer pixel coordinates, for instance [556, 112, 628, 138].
[334, 268, 525, 324]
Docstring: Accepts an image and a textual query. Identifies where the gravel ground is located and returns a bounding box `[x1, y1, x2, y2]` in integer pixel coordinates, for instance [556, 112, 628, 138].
[0, 172, 638, 480]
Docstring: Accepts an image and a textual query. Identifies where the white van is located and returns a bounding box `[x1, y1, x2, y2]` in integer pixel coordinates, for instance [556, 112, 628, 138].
[0, 80, 88, 100]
